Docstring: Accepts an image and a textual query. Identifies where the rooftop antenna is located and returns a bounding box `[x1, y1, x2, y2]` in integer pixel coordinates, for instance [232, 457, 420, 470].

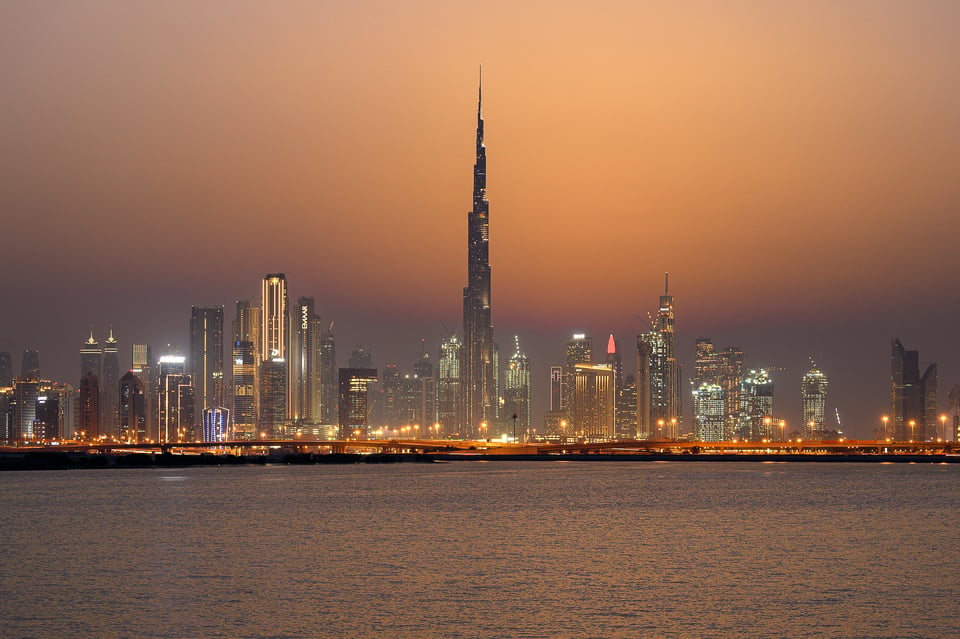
[665, 272, 669, 296]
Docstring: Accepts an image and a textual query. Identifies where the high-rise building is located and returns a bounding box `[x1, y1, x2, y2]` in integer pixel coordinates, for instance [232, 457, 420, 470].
[636, 330, 663, 438]
[12, 379, 40, 440]
[80, 331, 101, 379]
[319, 322, 337, 425]
[692, 382, 725, 442]
[202, 407, 230, 443]
[891, 338, 937, 441]
[78, 371, 99, 441]
[258, 358, 287, 437]
[462, 71, 497, 438]
[616, 374, 638, 439]
[504, 336, 531, 438]
[291, 297, 322, 423]
[231, 341, 256, 439]
[131, 344, 153, 441]
[0, 352, 13, 387]
[437, 335, 463, 436]
[550, 366, 563, 412]
[572, 364, 615, 440]
[564, 333, 593, 425]
[737, 369, 775, 440]
[189, 306, 224, 431]
[657, 274, 681, 426]
[118, 371, 146, 443]
[101, 327, 120, 437]
[378, 364, 401, 428]
[801, 363, 829, 437]
[21, 350, 40, 381]
[157, 355, 192, 442]
[261, 274, 288, 361]
[338, 368, 378, 439]
[413, 346, 436, 432]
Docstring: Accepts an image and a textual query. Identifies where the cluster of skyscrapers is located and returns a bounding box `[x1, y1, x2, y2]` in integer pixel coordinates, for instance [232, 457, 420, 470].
[1, 76, 957, 445]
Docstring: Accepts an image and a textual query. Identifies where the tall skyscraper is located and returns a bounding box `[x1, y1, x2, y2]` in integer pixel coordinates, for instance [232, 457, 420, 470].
[261, 274, 288, 361]
[413, 345, 436, 431]
[462, 71, 497, 438]
[258, 358, 287, 437]
[737, 369, 775, 440]
[657, 274, 681, 426]
[157, 355, 192, 442]
[692, 382, 725, 441]
[291, 297, 322, 423]
[189, 306, 224, 432]
[338, 368, 378, 439]
[564, 333, 593, 425]
[572, 364, 616, 440]
[21, 350, 40, 380]
[0, 352, 12, 387]
[891, 338, 937, 441]
[319, 322, 337, 425]
[131, 344, 153, 440]
[12, 379, 39, 440]
[80, 331, 101, 379]
[231, 340, 257, 439]
[118, 371, 146, 443]
[101, 327, 120, 437]
[504, 336, 531, 437]
[801, 363, 829, 437]
[437, 335, 463, 436]
[78, 371, 99, 440]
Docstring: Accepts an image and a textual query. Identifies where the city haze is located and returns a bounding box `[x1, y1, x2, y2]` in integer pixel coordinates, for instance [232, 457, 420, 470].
[3, 1, 960, 437]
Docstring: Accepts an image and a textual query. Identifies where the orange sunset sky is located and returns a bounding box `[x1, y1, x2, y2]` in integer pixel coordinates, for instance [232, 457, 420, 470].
[2, 1, 959, 435]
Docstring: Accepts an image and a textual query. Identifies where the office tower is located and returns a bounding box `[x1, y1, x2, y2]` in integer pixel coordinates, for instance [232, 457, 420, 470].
[157, 355, 192, 442]
[437, 335, 463, 436]
[550, 366, 563, 412]
[413, 347, 436, 432]
[261, 274, 288, 360]
[39, 383, 74, 440]
[338, 368, 378, 439]
[717, 347, 744, 438]
[657, 274, 681, 425]
[606, 333, 624, 391]
[891, 338, 937, 441]
[258, 358, 287, 437]
[118, 371, 146, 443]
[131, 344, 153, 440]
[616, 374, 638, 439]
[462, 71, 496, 438]
[101, 327, 120, 437]
[689, 338, 744, 441]
[379, 364, 401, 428]
[0, 352, 12, 387]
[34, 389, 59, 440]
[21, 350, 40, 380]
[348, 345, 373, 369]
[949, 385, 960, 442]
[78, 372, 99, 440]
[572, 364, 615, 440]
[564, 333, 593, 424]
[635, 331, 662, 438]
[319, 323, 337, 425]
[202, 407, 229, 443]
[692, 382, 725, 442]
[80, 331, 101, 378]
[189, 306, 224, 432]
[503, 336, 531, 437]
[12, 379, 40, 440]
[231, 341, 256, 439]
[737, 369, 775, 440]
[801, 363, 829, 438]
[291, 297, 322, 423]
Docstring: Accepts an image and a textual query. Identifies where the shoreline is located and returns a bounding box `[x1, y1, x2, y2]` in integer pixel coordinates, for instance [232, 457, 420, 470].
[1, 450, 958, 471]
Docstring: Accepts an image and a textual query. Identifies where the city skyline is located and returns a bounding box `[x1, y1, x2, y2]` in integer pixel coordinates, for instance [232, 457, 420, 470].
[3, 2, 960, 438]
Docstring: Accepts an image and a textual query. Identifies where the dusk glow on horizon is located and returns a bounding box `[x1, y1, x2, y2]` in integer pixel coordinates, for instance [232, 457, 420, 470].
[3, 1, 960, 436]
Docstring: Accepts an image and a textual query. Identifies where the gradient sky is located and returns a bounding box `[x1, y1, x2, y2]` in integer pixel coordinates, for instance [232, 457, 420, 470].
[3, 1, 959, 437]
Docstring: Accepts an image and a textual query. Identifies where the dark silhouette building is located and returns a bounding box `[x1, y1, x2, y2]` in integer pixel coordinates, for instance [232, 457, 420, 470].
[0, 352, 12, 387]
[21, 350, 40, 381]
[338, 368, 377, 438]
[119, 371, 146, 443]
[189, 306, 225, 430]
[462, 70, 496, 438]
[891, 338, 937, 441]
[78, 371, 100, 440]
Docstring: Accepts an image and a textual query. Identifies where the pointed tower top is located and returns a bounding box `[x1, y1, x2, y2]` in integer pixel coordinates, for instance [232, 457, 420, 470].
[607, 332, 617, 355]
[478, 64, 482, 112]
[85, 327, 97, 345]
[106, 325, 117, 344]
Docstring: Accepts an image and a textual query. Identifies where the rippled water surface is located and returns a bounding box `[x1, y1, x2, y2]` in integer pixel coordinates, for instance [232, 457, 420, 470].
[2, 461, 959, 638]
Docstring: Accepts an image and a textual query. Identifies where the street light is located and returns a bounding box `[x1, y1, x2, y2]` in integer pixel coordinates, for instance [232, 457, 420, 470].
[779, 420, 786, 442]
[940, 415, 947, 441]
[908, 419, 916, 443]
[657, 419, 665, 439]
[881, 415, 889, 440]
